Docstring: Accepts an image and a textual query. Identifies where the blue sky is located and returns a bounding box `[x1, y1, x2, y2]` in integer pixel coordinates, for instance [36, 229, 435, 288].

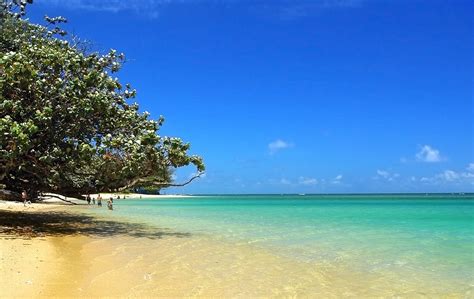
[28, 0, 473, 193]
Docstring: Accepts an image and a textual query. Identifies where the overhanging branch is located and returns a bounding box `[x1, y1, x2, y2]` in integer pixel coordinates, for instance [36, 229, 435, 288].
[118, 172, 204, 191]
[150, 172, 203, 188]
[41, 193, 79, 205]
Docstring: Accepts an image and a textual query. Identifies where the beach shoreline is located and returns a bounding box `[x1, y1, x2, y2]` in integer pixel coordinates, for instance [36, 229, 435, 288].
[88, 193, 195, 200]
[1, 197, 471, 298]
[0, 203, 328, 297]
[0, 192, 194, 212]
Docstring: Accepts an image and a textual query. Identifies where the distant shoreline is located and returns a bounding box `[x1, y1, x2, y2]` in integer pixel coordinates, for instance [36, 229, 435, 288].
[0, 193, 195, 211]
[88, 193, 195, 200]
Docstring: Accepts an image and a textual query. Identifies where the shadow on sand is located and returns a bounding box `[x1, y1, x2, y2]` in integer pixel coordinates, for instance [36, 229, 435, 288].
[0, 209, 191, 240]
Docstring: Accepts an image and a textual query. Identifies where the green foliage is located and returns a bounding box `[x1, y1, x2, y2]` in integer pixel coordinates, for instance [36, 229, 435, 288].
[0, 1, 204, 198]
[138, 186, 162, 195]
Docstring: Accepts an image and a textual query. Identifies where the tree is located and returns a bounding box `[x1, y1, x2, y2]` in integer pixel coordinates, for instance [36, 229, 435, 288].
[0, 1, 205, 201]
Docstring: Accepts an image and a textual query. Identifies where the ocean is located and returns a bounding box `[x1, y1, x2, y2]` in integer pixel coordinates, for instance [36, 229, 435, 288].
[86, 194, 474, 296]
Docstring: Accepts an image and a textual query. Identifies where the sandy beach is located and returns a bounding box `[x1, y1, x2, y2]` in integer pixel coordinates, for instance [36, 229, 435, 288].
[0, 199, 378, 298]
[3, 0, 471, 297]
[36, 193, 194, 201]
[89, 193, 194, 200]
[1, 197, 471, 298]
[0, 202, 338, 298]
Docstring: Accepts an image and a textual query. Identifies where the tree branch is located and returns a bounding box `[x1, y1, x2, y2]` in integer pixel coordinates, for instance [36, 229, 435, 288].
[149, 172, 203, 187]
[117, 172, 204, 191]
[40, 193, 79, 205]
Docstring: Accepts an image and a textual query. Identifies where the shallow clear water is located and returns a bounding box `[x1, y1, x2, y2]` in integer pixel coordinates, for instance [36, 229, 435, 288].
[90, 194, 474, 294]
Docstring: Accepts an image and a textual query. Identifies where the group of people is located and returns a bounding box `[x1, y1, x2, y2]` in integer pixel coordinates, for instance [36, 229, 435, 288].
[85, 194, 116, 210]
[19, 190, 117, 211]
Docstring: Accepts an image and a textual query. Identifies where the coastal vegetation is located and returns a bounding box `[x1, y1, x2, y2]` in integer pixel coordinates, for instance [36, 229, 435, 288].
[0, 0, 205, 201]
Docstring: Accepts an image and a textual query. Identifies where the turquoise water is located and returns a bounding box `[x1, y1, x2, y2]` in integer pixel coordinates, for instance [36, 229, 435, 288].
[91, 194, 474, 293]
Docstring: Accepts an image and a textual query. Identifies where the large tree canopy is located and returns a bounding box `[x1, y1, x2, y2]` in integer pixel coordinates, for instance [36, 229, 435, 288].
[0, 1, 205, 200]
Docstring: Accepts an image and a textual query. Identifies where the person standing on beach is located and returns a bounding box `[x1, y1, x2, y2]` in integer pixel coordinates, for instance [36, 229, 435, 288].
[97, 194, 102, 207]
[86, 194, 91, 205]
[21, 190, 28, 206]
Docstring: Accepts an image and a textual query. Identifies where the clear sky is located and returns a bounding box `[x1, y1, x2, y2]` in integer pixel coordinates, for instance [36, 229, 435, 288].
[27, 0, 473, 194]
